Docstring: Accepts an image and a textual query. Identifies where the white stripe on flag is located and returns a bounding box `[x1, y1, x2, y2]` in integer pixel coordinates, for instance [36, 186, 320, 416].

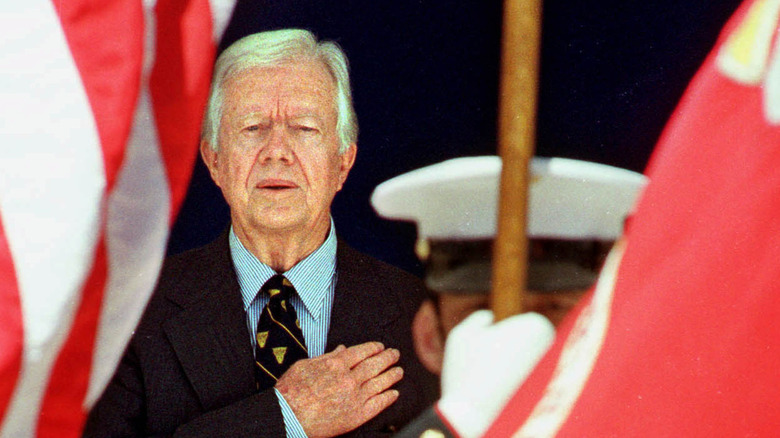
[87, 88, 172, 408]
[84, 0, 170, 406]
[210, 0, 235, 43]
[0, 1, 106, 436]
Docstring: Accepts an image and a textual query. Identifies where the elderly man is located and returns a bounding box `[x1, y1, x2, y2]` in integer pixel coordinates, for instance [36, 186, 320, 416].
[84, 29, 436, 437]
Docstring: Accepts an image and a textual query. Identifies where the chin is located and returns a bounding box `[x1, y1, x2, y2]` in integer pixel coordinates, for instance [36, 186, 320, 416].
[254, 215, 306, 233]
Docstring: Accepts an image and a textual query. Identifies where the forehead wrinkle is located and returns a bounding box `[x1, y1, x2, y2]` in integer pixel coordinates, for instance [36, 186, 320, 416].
[223, 61, 339, 130]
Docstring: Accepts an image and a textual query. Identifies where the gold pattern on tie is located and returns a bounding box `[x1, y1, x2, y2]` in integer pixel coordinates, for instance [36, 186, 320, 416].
[273, 347, 287, 364]
[254, 274, 308, 390]
[256, 331, 268, 348]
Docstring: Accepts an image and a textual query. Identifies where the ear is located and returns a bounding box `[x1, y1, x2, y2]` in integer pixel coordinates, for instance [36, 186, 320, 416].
[412, 300, 445, 375]
[336, 143, 357, 191]
[200, 140, 221, 186]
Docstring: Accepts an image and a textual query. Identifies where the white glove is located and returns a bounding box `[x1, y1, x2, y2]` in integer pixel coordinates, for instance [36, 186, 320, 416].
[436, 310, 555, 438]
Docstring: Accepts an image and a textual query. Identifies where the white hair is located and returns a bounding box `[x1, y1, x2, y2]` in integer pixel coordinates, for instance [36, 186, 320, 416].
[201, 29, 358, 154]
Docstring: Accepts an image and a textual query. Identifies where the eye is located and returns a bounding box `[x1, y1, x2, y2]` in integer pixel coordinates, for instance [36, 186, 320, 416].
[289, 117, 322, 135]
[243, 123, 269, 134]
[293, 125, 319, 133]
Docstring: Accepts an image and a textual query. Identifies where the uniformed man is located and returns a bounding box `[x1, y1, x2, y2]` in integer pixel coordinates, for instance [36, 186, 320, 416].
[370, 155, 647, 437]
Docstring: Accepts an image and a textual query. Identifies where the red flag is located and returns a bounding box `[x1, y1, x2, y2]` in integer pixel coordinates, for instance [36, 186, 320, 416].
[0, 0, 234, 436]
[485, 0, 780, 435]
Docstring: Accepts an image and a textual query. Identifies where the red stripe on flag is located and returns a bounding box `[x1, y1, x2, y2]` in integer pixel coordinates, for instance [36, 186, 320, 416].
[36, 237, 108, 438]
[50, 0, 144, 189]
[0, 216, 23, 424]
[151, 0, 216, 223]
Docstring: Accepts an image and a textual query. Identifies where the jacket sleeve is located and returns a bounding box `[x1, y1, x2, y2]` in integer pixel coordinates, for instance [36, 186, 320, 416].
[172, 390, 286, 437]
[82, 341, 287, 438]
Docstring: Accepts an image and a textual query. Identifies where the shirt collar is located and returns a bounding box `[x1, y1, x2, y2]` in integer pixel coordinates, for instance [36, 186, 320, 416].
[229, 219, 338, 321]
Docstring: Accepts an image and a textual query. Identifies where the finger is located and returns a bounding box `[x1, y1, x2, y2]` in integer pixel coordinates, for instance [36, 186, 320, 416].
[362, 366, 403, 397]
[339, 341, 385, 368]
[315, 344, 346, 362]
[351, 347, 399, 382]
[361, 389, 400, 421]
[326, 344, 347, 355]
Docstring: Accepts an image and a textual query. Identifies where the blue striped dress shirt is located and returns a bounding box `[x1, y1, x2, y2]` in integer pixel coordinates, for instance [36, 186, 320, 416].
[229, 221, 338, 438]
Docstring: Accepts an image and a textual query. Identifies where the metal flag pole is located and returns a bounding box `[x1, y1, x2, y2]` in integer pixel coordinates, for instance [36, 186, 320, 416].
[491, 0, 543, 322]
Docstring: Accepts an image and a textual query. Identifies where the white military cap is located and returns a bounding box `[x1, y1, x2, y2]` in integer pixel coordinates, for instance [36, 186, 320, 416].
[372, 155, 647, 241]
[371, 156, 647, 293]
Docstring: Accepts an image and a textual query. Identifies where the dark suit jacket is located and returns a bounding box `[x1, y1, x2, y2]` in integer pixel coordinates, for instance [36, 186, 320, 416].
[83, 232, 438, 437]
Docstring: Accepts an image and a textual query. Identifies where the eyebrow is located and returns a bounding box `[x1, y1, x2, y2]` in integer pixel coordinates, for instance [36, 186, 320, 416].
[288, 115, 325, 124]
[235, 111, 270, 123]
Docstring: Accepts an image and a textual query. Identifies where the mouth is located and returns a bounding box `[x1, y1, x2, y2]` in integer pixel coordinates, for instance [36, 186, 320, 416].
[256, 179, 298, 191]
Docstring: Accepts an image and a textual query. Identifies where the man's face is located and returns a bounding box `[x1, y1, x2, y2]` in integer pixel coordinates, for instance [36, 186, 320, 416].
[436, 294, 489, 335]
[413, 288, 588, 375]
[524, 289, 588, 328]
[202, 60, 356, 238]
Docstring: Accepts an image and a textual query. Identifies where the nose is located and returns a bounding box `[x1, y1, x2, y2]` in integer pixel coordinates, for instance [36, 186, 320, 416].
[258, 124, 294, 164]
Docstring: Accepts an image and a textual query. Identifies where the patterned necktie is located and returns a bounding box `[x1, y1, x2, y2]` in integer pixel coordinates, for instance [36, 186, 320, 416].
[254, 274, 308, 390]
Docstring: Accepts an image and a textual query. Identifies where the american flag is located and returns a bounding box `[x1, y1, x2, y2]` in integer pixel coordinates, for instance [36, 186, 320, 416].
[0, 0, 234, 435]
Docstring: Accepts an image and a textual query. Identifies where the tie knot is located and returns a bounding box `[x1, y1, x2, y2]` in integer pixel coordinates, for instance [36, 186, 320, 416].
[262, 274, 294, 301]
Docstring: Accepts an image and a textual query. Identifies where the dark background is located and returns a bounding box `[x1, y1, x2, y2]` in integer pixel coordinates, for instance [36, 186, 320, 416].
[167, 0, 742, 275]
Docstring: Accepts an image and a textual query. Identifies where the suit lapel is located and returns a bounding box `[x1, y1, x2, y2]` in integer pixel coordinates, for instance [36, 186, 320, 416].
[326, 241, 401, 351]
[162, 232, 257, 410]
